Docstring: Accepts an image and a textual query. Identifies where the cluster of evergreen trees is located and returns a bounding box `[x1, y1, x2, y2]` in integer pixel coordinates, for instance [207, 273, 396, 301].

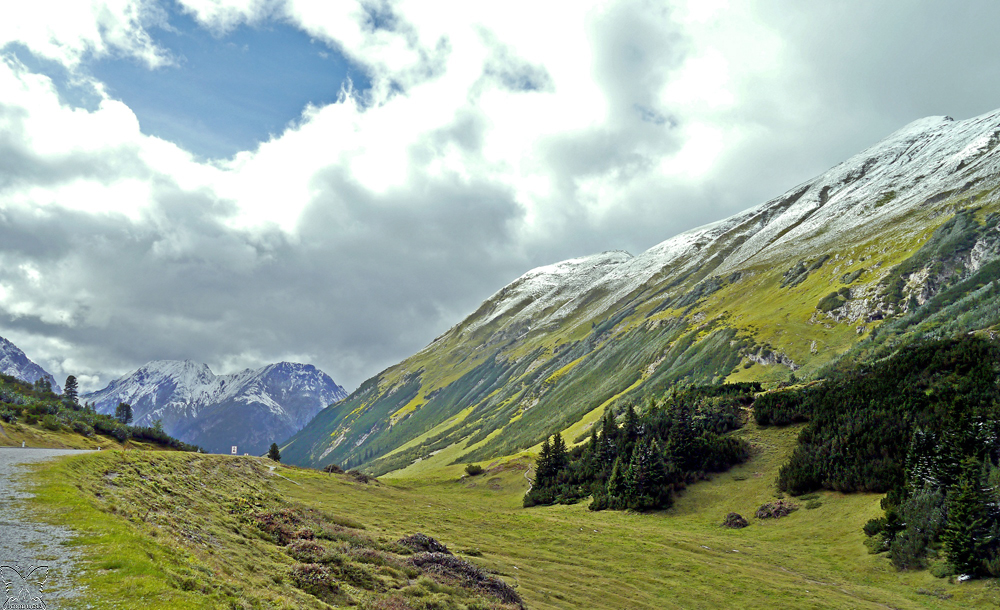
[524, 383, 757, 511]
[757, 335, 1000, 577]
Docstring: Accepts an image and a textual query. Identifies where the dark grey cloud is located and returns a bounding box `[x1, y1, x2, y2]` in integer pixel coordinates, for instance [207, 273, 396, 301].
[0, 159, 526, 391]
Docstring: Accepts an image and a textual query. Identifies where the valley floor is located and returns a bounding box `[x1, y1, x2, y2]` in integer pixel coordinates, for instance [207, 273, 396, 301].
[21, 423, 1000, 609]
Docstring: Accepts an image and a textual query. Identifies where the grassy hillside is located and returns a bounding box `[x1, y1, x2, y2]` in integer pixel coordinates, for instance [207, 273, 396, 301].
[0, 373, 198, 452]
[283, 185, 1000, 476]
[24, 421, 1000, 608]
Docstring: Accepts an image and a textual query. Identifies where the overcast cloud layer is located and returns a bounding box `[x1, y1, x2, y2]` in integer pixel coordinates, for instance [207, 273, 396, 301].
[3, 0, 1000, 391]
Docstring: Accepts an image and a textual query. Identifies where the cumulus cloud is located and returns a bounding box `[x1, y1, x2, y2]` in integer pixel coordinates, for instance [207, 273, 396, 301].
[3, 0, 1000, 392]
[0, 0, 171, 69]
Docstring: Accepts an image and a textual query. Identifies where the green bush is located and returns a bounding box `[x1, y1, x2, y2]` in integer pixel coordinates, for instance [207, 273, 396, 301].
[889, 488, 946, 570]
[41, 414, 61, 431]
[71, 420, 95, 437]
[0, 408, 16, 423]
[464, 463, 484, 476]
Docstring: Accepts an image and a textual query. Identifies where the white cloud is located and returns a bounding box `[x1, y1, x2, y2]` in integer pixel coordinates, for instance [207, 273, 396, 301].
[0, 0, 171, 69]
[4, 0, 1000, 391]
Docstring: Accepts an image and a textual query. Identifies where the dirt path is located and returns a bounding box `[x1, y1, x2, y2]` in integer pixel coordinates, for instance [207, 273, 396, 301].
[0, 448, 93, 609]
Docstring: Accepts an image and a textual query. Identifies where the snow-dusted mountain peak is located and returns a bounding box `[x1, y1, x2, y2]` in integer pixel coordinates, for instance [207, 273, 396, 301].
[83, 359, 348, 454]
[443, 107, 1000, 346]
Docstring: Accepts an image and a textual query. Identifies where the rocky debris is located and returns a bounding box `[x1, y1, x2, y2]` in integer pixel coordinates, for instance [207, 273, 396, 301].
[756, 500, 798, 519]
[398, 533, 451, 555]
[722, 512, 749, 528]
[747, 348, 799, 371]
[408, 552, 525, 608]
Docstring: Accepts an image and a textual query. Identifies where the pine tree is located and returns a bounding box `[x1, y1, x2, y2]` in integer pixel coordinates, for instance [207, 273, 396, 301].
[550, 432, 568, 476]
[668, 400, 695, 470]
[584, 425, 601, 477]
[621, 404, 640, 457]
[114, 402, 133, 425]
[597, 410, 618, 471]
[942, 457, 993, 575]
[268, 443, 281, 462]
[606, 455, 627, 508]
[535, 435, 554, 487]
[63, 375, 78, 406]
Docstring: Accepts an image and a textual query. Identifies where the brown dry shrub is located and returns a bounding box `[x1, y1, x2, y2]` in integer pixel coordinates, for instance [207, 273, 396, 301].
[755, 500, 798, 519]
[722, 512, 749, 528]
[398, 533, 451, 555]
[409, 553, 524, 608]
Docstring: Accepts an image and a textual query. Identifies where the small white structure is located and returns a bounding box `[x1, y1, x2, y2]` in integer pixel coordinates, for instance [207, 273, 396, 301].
[231, 445, 237, 455]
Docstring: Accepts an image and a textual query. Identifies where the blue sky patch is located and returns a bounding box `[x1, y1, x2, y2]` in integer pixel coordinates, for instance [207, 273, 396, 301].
[84, 6, 370, 159]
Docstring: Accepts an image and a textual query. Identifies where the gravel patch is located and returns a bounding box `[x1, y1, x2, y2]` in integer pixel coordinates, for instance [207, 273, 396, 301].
[0, 448, 94, 609]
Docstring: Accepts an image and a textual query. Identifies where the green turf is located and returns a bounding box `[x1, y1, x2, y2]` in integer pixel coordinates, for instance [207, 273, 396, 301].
[24, 422, 1000, 609]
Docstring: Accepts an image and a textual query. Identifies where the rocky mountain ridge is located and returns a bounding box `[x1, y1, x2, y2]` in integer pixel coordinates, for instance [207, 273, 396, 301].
[84, 360, 347, 455]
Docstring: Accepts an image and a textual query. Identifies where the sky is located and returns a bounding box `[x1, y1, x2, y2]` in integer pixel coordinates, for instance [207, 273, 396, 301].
[2, 0, 1000, 393]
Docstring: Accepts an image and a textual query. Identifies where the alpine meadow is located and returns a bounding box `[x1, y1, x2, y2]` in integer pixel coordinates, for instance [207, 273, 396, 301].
[8, 2, 1000, 609]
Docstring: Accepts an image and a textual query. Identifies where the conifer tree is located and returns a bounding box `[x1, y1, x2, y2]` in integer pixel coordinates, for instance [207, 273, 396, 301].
[942, 457, 994, 575]
[621, 403, 640, 458]
[114, 402, 133, 425]
[606, 455, 627, 509]
[268, 443, 281, 462]
[63, 375, 79, 406]
[535, 435, 554, 487]
[550, 432, 568, 476]
[597, 409, 618, 469]
[668, 400, 695, 470]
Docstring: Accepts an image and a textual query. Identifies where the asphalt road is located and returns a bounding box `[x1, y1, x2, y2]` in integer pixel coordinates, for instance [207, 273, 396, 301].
[0, 448, 93, 609]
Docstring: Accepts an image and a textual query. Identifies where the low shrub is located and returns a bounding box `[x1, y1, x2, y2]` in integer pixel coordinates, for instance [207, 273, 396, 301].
[71, 420, 95, 437]
[408, 553, 524, 608]
[755, 500, 798, 519]
[722, 512, 749, 528]
[41, 414, 61, 431]
[398, 533, 451, 555]
[347, 470, 375, 483]
[322, 463, 344, 474]
[288, 539, 327, 563]
[289, 563, 340, 603]
[464, 463, 484, 476]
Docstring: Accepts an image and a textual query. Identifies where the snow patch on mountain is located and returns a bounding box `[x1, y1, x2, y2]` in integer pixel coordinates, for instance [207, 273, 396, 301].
[448, 108, 1000, 342]
[82, 360, 347, 454]
[0, 335, 61, 393]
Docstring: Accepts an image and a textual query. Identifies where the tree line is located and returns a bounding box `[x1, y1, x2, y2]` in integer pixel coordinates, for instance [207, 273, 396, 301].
[756, 335, 1000, 577]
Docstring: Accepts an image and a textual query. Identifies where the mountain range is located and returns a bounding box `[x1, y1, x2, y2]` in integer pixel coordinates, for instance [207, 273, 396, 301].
[83, 360, 347, 455]
[0, 335, 61, 393]
[281, 108, 1000, 474]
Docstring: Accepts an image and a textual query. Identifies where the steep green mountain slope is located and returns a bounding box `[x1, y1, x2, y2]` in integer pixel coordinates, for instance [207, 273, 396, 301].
[284, 109, 1000, 474]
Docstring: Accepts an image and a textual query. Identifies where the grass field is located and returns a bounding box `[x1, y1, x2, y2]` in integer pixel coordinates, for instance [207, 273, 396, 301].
[22, 420, 1000, 609]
